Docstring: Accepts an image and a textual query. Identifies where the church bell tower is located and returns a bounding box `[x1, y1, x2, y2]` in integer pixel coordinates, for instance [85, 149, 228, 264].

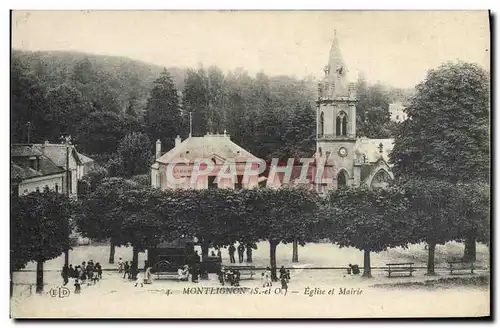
[316, 31, 359, 189]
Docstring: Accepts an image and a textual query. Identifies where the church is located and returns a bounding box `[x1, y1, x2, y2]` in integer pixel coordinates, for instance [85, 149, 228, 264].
[151, 33, 395, 193]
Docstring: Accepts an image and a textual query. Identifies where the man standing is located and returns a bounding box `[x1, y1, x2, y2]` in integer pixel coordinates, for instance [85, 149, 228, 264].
[61, 265, 69, 286]
[237, 243, 245, 263]
[228, 244, 236, 264]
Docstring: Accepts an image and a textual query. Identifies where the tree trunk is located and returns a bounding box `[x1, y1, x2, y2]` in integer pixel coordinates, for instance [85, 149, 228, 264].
[201, 241, 209, 258]
[269, 240, 279, 281]
[131, 246, 139, 279]
[109, 241, 115, 264]
[292, 239, 299, 263]
[36, 260, 44, 294]
[362, 249, 372, 278]
[10, 270, 13, 298]
[427, 241, 436, 275]
[463, 236, 476, 262]
[246, 244, 253, 263]
[64, 249, 69, 267]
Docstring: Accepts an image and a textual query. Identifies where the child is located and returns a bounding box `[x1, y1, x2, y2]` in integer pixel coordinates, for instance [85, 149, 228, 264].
[74, 278, 81, 294]
[134, 274, 144, 287]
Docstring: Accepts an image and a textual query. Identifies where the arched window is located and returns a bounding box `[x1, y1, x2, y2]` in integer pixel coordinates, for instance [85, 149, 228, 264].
[336, 111, 348, 136]
[337, 170, 347, 188]
[370, 169, 392, 189]
[319, 112, 324, 136]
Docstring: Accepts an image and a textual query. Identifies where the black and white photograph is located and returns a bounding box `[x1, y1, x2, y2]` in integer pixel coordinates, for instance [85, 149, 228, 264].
[9, 10, 490, 318]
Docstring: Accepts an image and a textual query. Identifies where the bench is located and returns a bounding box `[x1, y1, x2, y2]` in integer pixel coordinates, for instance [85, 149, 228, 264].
[152, 260, 185, 280]
[448, 260, 474, 275]
[385, 262, 415, 278]
[224, 266, 256, 280]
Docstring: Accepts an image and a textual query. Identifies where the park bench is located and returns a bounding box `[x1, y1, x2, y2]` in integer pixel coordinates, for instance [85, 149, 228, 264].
[224, 265, 256, 280]
[448, 260, 474, 275]
[385, 262, 415, 278]
[152, 260, 183, 280]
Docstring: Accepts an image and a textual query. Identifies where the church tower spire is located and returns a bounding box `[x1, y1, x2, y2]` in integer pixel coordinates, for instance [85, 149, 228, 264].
[322, 31, 350, 98]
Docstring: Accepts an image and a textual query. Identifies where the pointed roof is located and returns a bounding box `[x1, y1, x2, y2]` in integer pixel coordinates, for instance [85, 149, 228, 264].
[323, 31, 349, 98]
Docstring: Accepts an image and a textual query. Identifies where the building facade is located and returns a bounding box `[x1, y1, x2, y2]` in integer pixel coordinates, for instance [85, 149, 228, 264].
[151, 133, 263, 190]
[11, 142, 94, 198]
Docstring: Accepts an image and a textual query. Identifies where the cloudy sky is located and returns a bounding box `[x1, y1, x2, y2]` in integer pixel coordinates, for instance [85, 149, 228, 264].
[11, 10, 489, 88]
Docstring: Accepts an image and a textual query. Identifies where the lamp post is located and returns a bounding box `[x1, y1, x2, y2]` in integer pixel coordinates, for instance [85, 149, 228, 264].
[63, 135, 72, 268]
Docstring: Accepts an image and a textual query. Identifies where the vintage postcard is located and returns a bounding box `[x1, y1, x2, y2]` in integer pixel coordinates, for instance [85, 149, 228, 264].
[10, 10, 490, 318]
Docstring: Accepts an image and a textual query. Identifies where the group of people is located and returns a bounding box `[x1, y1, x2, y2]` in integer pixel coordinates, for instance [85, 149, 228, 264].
[217, 266, 241, 286]
[227, 243, 254, 263]
[261, 266, 291, 290]
[61, 260, 103, 294]
[116, 258, 153, 287]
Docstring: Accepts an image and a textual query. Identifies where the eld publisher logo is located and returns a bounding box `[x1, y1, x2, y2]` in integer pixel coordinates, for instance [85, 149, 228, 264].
[49, 286, 70, 298]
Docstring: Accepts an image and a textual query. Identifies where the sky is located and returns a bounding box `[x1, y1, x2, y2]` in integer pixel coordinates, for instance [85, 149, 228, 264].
[11, 10, 490, 88]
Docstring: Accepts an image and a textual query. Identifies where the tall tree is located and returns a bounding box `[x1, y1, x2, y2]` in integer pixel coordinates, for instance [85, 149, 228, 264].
[145, 69, 182, 149]
[282, 103, 316, 158]
[328, 186, 411, 278]
[76, 178, 138, 264]
[116, 132, 153, 178]
[403, 178, 462, 275]
[11, 190, 72, 294]
[390, 62, 490, 183]
[246, 188, 319, 280]
[76, 111, 127, 155]
[11, 56, 48, 143]
[183, 67, 209, 136]
[390, 62, 490, 260]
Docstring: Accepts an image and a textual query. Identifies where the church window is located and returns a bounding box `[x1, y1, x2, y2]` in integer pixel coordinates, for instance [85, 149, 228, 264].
[336, 111, 348, 136]
[319, 112, 324, 136]
[370, 169, 392, 189]
[337, 170, 347, 188]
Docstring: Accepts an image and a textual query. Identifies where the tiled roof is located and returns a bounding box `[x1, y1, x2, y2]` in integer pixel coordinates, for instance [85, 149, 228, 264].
[31, 144, 82, 168]
[77, 152, 94, 164]
[11, 156, 64, 181]
[11, 145, 41, 157]
[156, 134, 260, 164]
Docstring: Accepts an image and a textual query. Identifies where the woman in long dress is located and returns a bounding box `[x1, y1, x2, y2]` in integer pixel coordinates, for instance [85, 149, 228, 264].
[144, 266, 152, 284]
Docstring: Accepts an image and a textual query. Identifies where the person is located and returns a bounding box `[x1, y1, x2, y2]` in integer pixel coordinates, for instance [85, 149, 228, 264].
[86, 262, 94, 286]
[118, 257, 124, 273]
[260, 272, 266, 287]
[61, 265, 69, 286]
[80, 263, 87, 284]
[144, 265, 152, 284]
[264, 267, 272, 287]
[68, 264, 75, 279]
[228, 244, 236, 264]
[178, 265, 189, 281]
[123, 261, 130, 279]
[237, 243, 245, 263]
[279, 265, 286, 279]
[96, 262, 102, 280]
[211, 251, 216, 257]
[92, 265, 100, 284]
[349, 264, 360, 275]
[233, 269, 241, 287]
[73, 265, 80, 279]
[217, 248, 222, 260]
[246, 243, 253, 263]
[191, 264, 199, 283]
[74, 278, 81, 294]
[280, 273, 288, 291]
[134, 273, 144, 287]
[217, 266, 225, 286]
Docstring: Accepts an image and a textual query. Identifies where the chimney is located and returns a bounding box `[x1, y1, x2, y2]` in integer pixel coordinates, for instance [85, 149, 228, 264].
[175, 135, 182, 147]
[155, 139, 161, 159]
